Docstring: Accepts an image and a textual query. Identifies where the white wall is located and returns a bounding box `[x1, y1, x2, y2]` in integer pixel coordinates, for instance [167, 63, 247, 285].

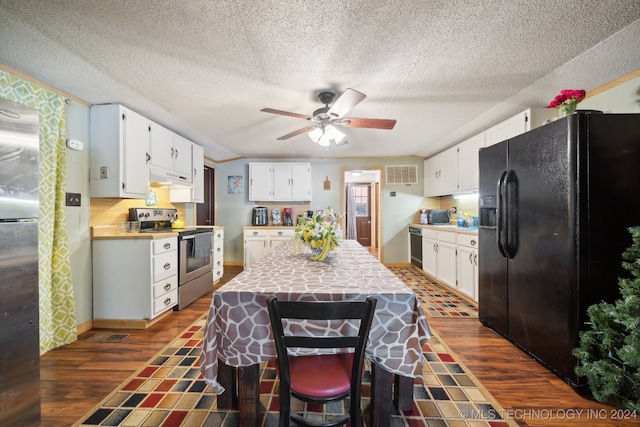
[580, 75, 640, 113]
[215, 158, 425, 264]
[64, 101, 92, 324]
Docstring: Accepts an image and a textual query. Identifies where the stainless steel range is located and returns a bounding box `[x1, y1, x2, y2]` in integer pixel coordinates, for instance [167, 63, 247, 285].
[129, 208, 214, 310]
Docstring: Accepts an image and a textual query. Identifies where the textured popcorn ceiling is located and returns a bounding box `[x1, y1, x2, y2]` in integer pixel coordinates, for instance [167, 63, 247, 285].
[1, 1, 639, 161]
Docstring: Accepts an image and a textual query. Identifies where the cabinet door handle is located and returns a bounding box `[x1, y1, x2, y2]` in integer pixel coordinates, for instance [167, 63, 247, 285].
[194, 168, 197, 177]
[146, 152, 151, 164]
[469, 253, 473, 264]
[216, 270, 222, 277]
[277, 231, 283, 236]
[470, 239, 477, 246]
[474, 253, 478, 265]
[217, 247, 222, 252]
[164, 283, 172, 291]
[253, 231, 258, 236]
[175, 148, 179, 159]
[164, 297, 172, 306]
[216, 260, 222, 266]
[164, 242, 171, 249]
[171, 147, 175, 158]
[163, 263, 171, 270]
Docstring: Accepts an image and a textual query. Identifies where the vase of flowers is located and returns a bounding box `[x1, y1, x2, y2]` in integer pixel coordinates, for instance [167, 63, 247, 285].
[293, 207, 340, 261]
[547, 89, 586, 116]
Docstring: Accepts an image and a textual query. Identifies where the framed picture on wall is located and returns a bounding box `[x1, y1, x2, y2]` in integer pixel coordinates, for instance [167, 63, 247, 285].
[228, 175, 242, 194]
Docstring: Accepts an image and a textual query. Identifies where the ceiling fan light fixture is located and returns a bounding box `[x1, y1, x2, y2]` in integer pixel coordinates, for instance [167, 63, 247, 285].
[325, 125, 345, 144]
[308, 127, 322, 143]
[318, 133, 331, 147]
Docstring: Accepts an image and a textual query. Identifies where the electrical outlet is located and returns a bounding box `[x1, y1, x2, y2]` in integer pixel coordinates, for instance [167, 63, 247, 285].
[451, 206, 457, 214]
[65, 192, 81, 207]
[100, 166, 109, 179]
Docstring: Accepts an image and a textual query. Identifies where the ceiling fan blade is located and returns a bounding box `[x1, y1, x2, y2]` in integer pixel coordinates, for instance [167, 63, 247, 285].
[261, 108, 311, 120]
[342, 117, 396, 130]
[276, 126, 317, 140]
[327, 88, 366, 119]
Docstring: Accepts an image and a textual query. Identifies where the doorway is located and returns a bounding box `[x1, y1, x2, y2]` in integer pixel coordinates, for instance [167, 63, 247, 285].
[351, 184, 372, 247]
[343, 169, 381, 254]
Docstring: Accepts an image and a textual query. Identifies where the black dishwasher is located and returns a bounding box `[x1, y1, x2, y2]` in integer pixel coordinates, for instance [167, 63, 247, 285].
[409, 226, 423, 269]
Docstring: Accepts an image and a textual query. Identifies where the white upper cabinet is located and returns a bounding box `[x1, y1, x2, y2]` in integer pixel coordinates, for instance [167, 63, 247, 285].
[249, 163, 273, 201]
[424, 107, 558, 197]
[191, 144, 205, 203]
[439, 147, 458, 195]
[90, 104, 150, 198]
[424, 146, 457, 197]
[149, 123, 174, 170]
[485, 108, 558, 147]
[149, 124, 192, 182]
[249, 162, 312, 201]
[457, 132, 485, 193]
[273, 163, 312, 201]
[169, 143, 205, 203]
[172, 134, 193, 177]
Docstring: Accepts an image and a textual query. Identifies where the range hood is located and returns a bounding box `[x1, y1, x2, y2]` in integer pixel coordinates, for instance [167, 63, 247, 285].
[149, 167, 193, 188]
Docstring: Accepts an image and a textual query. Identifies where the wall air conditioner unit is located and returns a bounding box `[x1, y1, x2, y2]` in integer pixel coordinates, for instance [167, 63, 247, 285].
[385, 165, 418, 185]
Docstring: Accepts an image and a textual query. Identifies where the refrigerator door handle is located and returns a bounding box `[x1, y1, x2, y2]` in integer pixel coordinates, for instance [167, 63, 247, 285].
[504, 169, 518, 259]
[496, 170, 508, 258]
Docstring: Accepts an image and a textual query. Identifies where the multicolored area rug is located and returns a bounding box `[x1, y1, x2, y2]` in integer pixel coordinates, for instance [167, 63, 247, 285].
[388, 266, 478, 318]
[74, 315, 516, 427]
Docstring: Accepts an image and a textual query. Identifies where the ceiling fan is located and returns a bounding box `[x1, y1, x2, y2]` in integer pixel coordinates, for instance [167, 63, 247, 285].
[261, 88, 396, 146]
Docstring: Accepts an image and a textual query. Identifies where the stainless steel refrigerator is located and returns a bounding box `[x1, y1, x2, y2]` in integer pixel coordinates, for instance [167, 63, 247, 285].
[478, 111, 640, 391]
[0, 97, 41, 426]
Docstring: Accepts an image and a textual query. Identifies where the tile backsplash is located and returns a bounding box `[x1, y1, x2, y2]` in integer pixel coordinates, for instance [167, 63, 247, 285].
[90, 188, 185, 227]
[417, 195, 478, 224]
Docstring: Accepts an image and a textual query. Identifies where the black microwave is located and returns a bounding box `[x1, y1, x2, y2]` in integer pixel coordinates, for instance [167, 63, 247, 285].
[429, 209, 450, 224]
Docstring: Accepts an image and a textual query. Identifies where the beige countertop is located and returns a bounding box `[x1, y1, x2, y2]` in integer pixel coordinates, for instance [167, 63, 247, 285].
[410, 223, 478, 236]
[91, 225, 223, 240]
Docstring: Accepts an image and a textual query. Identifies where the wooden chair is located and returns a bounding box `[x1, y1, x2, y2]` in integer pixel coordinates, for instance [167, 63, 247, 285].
[266, 296, 377, 427]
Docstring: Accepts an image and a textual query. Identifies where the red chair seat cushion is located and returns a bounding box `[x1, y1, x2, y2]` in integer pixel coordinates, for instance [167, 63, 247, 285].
[289, 353, 353, 397]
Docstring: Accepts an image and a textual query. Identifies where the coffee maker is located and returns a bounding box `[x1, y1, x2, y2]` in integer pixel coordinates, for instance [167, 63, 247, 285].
[283, 208, 293, 226]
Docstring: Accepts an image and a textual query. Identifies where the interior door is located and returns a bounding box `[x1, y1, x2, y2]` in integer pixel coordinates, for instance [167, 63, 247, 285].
[197, 166, 214, 225]
[354, 185, 371, 247]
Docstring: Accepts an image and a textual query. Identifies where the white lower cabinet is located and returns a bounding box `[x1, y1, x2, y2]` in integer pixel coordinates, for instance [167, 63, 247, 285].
[213, 228, 224, 281]
[422, 232, 437, 278]
[436, 231, 457, 288]
[93, 236, 178, 322]
[422, 228, 479, 299]
[422, 229, 457, 288]
[243, 228, 295, 269]
[456, 234, 479, 301]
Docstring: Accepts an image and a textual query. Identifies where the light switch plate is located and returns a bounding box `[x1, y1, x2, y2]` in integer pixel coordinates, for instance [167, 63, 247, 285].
[65, 192, 81, 206]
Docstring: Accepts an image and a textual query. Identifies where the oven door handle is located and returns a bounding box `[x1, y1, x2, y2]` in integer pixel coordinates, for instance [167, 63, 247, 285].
[181, 235, 195, 240]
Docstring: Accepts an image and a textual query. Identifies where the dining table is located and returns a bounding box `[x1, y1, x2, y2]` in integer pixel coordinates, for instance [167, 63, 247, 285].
[199, 239, 432, 427]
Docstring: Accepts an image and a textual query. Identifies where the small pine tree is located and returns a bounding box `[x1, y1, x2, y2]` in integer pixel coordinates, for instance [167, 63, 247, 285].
[573, 226, 640, 411]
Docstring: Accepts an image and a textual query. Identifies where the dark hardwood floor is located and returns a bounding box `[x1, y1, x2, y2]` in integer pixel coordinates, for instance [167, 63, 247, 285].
[39, 265, 637, 427]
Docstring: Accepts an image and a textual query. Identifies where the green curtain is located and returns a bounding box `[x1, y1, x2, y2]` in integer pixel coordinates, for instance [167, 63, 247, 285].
[0, 69, 77, 353]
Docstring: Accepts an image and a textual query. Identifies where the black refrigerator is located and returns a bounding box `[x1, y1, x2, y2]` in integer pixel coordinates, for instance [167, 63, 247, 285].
[478, 111, 640, 391]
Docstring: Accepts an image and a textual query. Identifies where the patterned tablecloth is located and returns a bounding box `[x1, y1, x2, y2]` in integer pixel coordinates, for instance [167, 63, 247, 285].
[200, 239, 432, 394]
